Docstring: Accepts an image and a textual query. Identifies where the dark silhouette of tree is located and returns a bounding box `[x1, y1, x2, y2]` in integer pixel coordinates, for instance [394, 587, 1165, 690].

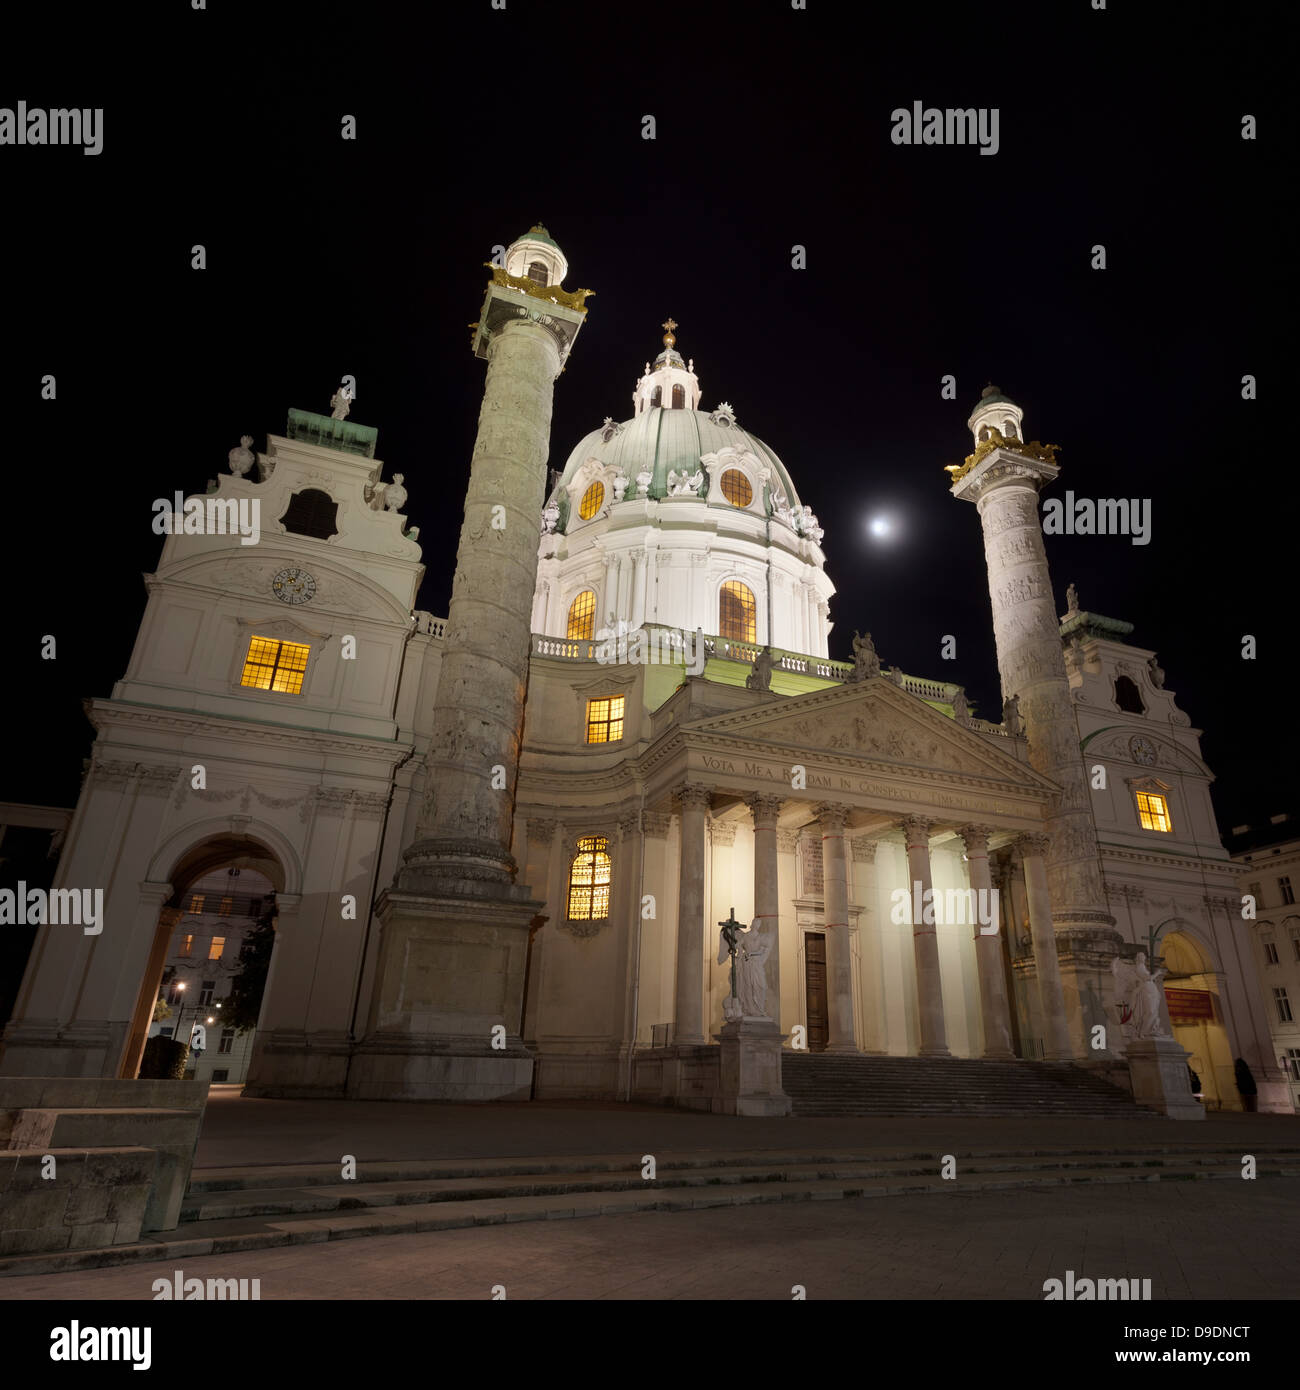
[219, 894, 277, 1033]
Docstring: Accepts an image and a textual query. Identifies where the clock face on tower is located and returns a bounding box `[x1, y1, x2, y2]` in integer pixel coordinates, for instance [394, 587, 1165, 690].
[1129, 735, 1157, 767]
[271, 567, 317, 605]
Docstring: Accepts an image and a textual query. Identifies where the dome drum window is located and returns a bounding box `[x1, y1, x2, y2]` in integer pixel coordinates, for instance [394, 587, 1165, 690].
[719, 580, 757, 644]
[567, 589, 596, 640]
[578, 481, 605, 520]
[719, 469, 753, 508]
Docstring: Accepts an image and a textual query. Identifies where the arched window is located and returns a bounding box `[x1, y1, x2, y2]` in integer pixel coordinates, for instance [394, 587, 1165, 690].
[650, 386, 662, 408]
[567, 836, 612, 920]
[578, 481, 605, 520]
[671, 384, 685, 409]
[567, 590, 596, 640]
[1004, 418, 1018, 438]
[719, 580, 756, 643]
[280, 488, 338, 540]
[1114, 675, 1145, 714]
[527, 261, 548, 286]
[720, 469, 753, 507]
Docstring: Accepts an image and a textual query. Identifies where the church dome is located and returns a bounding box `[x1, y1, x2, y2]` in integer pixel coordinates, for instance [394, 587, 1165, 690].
[533, 326, 835, 659]
[554, 406, 803, 520]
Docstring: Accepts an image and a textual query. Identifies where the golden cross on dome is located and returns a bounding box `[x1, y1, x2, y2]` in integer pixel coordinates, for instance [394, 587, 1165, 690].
[662, 317, 678, 346]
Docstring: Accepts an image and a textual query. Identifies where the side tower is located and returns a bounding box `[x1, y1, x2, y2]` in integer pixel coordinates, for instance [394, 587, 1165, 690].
[950, 387, 1121, 1060]
[348, 228, 591, 1100]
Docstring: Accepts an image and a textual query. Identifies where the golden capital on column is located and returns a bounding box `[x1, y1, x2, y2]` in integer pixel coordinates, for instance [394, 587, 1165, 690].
[1016, 830, 1052, 857]
[958, 824, 993, 856]
[672, 783, 713, 812]
[899, 814, 933, 846]
[744, 792, 784, 828]
[814, 802, 849, 832]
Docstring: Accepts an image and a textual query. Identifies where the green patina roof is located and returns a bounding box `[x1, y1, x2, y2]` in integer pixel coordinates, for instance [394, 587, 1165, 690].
[1060, 610, 1134, 642]
[286, 409, 378, 459]
[554, 408, 802, 520]
[517, 224, 559, 249]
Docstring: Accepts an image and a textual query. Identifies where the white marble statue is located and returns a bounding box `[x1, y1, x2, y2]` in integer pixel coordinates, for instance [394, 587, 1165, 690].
[1112, 951, 1171, 1040]
[330, 384, 354, 420]
[666, 468, 703, 497]
[634, 468, 653, 497]
[227, 434, 255, 477]
[717, 918, 772, 1020]
[612, 472, 629, 502]
[541, 500, 561, 534]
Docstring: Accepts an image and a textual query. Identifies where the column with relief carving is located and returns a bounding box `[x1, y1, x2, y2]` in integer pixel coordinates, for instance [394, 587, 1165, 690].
[745, 794, 785, 1032]
[672, 784, 711, 1045]
[901, 814, 950, 1057]
[959, 825, 1015, 1059]
[1017, 832, 1073, 1060]
[817, 803, 858, 1053]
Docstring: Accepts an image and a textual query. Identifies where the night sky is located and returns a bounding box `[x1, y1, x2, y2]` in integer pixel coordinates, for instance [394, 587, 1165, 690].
[3, 1, 1289, 832]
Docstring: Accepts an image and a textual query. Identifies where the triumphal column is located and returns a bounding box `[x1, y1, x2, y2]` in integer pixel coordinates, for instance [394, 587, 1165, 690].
[349, 226, 591, 1100]
[949, 386, 1121, 1061]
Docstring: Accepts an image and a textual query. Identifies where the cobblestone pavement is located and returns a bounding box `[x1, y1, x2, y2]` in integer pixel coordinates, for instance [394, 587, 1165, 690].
[5, 1178, 1297, 1300]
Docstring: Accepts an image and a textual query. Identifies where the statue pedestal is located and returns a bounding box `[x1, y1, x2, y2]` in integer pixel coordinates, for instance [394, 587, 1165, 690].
[712, 1019, 792, 1117]
[1127, 1037, 1204, 1120]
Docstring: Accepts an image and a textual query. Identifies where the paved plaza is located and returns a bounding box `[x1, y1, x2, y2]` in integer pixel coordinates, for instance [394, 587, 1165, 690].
[2, 1090, 1297, 1300]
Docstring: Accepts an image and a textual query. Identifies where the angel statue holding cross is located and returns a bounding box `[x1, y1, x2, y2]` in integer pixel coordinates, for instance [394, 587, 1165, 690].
[717, 909, 773, 1022]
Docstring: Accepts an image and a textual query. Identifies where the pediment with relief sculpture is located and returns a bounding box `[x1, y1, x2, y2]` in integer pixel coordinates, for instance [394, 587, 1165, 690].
[678, 679, 1054, 788]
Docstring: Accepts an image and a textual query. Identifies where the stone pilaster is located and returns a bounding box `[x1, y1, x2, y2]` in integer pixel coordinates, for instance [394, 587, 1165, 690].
[673, 784, 712, 1045]
[959, 825, 1015, 1059]
[816, 803, 857, 1053]
[1017, 832, 1073, 1060]
[901, 814, 949, 1057]
[850, 836, 888, 1055]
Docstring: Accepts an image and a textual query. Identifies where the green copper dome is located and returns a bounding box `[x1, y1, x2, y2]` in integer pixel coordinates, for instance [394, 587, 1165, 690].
[554, 408, 802, 514]
[517, 223, 559, 249]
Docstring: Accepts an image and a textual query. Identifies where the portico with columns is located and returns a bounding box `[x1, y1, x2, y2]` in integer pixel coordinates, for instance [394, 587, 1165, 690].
[513, 670, 1080, 1108]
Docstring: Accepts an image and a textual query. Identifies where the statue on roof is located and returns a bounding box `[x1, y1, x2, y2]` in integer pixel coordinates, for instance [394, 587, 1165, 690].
[1066, 582, 1079, 615]
[850, 630, 880, 682]
[951, 688, 971, 724]
[1002, 694, 1023, 737]
[746, 646, 774, 692]
[330, 383, 355, 421]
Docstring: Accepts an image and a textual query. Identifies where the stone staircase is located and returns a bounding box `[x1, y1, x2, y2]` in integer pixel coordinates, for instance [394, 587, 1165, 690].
[781, 1054, 1151, 1117]
[3, 1141, 1297, 1278]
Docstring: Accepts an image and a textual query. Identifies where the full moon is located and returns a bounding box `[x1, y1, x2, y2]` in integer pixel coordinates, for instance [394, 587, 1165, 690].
[869, 516, 892, 538]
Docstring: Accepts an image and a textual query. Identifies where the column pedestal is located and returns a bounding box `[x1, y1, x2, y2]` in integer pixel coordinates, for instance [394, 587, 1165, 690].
[346, 883, 539, 1101]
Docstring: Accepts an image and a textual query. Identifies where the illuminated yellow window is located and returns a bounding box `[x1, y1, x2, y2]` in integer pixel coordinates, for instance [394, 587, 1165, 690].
[567, 836, 612, 921]
[240, 636, 310, 694]
[208, 936, 226, 961]
[179, 934, 194, 958]
[586, 695, 625, 744]
[188, 894, 205, 913]
[578, 481, 605, 520]
[1136, 791, 1172, 833]
[567, 590, 596, 640]
[720, 469, 752, 507]
[719, 580, 756, 643]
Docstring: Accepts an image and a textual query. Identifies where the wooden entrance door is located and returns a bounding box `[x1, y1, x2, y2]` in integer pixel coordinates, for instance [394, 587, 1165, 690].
[804, 932, 829, 1052]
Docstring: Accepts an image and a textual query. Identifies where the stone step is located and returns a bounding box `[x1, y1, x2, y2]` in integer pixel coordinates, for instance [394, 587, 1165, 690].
[779, 1055, 1149, 1117]
[177, 1150, 1294, 1222]
[5, 1157, 1297, 1279]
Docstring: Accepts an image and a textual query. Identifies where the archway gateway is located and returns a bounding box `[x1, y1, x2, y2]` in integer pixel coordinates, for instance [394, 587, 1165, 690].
[1159, 926, 1235, 1110]
[120, 835, 284, 1080]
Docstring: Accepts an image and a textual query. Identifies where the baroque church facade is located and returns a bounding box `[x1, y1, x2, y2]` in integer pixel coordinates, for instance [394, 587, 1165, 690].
[1, 227, 1287, 1115]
